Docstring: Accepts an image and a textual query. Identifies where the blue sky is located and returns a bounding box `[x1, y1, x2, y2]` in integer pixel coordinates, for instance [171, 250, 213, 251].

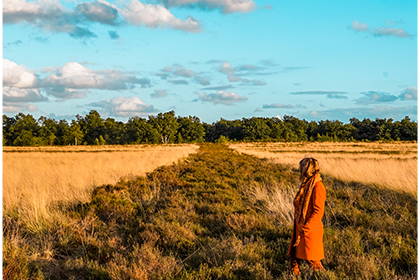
[3, 0, 418, 123]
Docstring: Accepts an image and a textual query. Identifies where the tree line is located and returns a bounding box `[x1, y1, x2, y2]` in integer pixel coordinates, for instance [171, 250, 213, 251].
[2, 110, 417, 146]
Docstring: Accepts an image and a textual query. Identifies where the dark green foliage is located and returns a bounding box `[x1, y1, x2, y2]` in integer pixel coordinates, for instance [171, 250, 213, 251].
[148, 110, 179, 144]
[123, 116, 160, 144]
[177, 115, 205, 143]
[2, 111, 417, 146]
[104, 117, 125, 144]
[4, 144, 417, 279]
[242, 117, 272, 141]
[205, 119, 244, 142]
[77, 110, 106, 145]
[37, 116, 58, 145]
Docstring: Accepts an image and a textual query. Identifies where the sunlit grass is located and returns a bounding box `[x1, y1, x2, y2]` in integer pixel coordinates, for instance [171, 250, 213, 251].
[3, 144, 199, 229]
[230, 142, 418, 197]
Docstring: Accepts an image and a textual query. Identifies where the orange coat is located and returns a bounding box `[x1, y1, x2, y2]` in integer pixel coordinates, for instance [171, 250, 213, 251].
[288, 181, 326, 260]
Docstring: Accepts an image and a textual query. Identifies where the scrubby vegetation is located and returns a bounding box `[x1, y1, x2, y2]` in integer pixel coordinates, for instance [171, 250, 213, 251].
[3, 110, 417, 146]
[3, 144, 417, 279]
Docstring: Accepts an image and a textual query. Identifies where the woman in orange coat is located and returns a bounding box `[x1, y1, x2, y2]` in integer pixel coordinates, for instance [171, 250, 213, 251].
[288, 157, 326, 275]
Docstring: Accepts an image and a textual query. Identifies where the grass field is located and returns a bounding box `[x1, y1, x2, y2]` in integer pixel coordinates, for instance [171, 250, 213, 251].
[3, 144, 198, 231]
[3, 143, 417, 279]
[230, 142, 418, 197]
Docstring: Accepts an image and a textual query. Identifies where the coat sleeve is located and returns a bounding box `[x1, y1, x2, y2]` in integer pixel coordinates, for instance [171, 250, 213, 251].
[302, 182, 326, 231]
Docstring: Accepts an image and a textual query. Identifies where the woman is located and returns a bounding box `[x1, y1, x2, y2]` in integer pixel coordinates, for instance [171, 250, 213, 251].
[288, 157, 326, 276]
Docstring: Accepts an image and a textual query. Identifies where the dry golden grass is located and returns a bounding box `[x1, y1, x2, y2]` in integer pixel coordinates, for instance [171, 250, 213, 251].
[3, 144, 199, 230]
[245, 181, 295, 225]
[231, 142, 418, 197]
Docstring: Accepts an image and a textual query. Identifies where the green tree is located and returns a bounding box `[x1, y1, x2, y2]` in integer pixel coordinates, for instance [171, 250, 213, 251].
[99, 135, 106, 145]
[9, 113, 41, 146]
[13, 130, 36, 146]
[38, 116, 58, 145]
[77, 110, 105, 145]
[337, 123, 357, 141]
[216, 135, 229, 143]
[176, 132, 184, 143]
[3, 115, 16, 146]
[242, 117, 271, 141]
[398, 116, 417, 140]
[266, 117, 285, 140]
[350, 118, 377, 141]
[148, 111, 179, 144]
[282, 115, 308, 141]
[66, 120, 84, 145]
[55, 120, 70, 145]
[104, 117, 125, 144]
[177, 116, 205, 143]
[205, 119, 244, 142]
[375, 118, 394, 141]
[124, 116, 160, 144]
[306, 121, 318, 141]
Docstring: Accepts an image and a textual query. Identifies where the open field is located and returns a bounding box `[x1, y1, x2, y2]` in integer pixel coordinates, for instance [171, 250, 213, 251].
[4, 144, 416, 279]
[1, 144, 418, 280]
[3, 144, 199, 229]
[230, 142, 418, 197]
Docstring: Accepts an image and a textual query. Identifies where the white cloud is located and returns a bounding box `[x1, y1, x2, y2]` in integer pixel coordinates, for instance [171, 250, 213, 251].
[350, 20, 369, 32]
[245, 79, 266, 86]
[372, 27, 411, 38]
[3, 59, 152, 101]
[162, 0, 257, 14]
[88, 96, 158, 117]
[3, 0, 63, 24]
[327, 93, 348, 99]
[42, 62, 151, 90]
[262, 103, 293, 109]
[399, 87, 417, 100]
[350, 20, 412, 38]
[75, 0, 120, 25]
[3, 58, 38, 88]
[3, 59, 48, 105]
[151, 89, 168, 98]
[195, 76, 210, 86]
[3, 87, 48, 102]
[3, 102, 38, 113]
[201, 85, 234, 91]
[4, 0, 201, 38]
[220, 61, 241, 82]
[356, 91, 398, 105]
[290, 90, 347, 95]
[196, 91, 247, 105]
[3, 0, 98, 39]
[44, 87, 89, 99]
[121, 0, 201, 33]
[218, 61, 267, 85]
[157, 64, 210, 85]
[173, 66, 197, 78]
